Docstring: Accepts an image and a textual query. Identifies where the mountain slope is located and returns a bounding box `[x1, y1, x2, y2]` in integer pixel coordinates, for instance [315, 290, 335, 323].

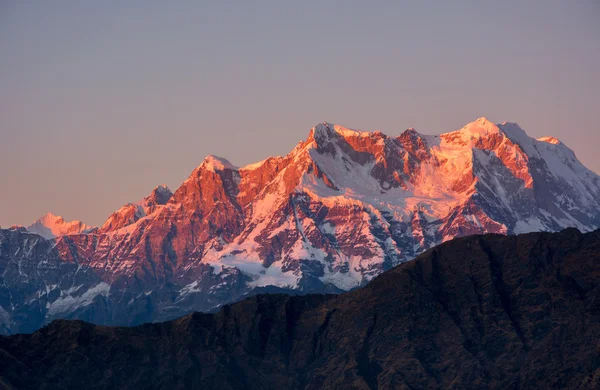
[1, 229, 598, 389]
[1, 118, 600, 334]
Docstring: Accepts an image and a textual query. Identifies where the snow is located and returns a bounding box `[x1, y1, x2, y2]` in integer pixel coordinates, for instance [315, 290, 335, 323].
[26, 212, 94, 239]
[202, 155, 238, 172]
[180, 280, 201, 295]
[513, 218, 549, 234]
[499, 121, 599, 207]
[205, 248, 301, 289]
[47, 282, 111, 316]
[537, 136, 561, 145]
[333, 124, 372, 138]
[450, 117, 502, 140]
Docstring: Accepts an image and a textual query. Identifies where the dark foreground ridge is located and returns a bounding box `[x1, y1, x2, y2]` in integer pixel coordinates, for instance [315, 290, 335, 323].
[1, 228, 599, 389]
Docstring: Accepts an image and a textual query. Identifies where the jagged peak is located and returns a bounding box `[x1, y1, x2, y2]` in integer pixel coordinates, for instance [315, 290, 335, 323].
[437, 118, 535, 151]
[308, 122, 334, 140]
[153, 184, 171, 192]
[398, 127, 440, 149]
[31, 212, 90, 228]
[309, 118, 535, 150]
[454, 117, 502, 137]
[36, 212, 63, 223]
[27, 212, 92, 239]
[308, 122, 387, 146]
[147, 184, 173, 202]
[32, 212, 90, 227]
[201, 155, 238, 172]
[400, 127, 425, 138]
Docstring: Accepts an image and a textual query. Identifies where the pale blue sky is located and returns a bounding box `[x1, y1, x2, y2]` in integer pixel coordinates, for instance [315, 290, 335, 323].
[1, 1, 599, 227]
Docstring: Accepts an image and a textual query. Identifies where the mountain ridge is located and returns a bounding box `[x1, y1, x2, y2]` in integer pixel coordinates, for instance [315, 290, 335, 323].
[1, 117, 600, 334]
[21, 117, 591, 233]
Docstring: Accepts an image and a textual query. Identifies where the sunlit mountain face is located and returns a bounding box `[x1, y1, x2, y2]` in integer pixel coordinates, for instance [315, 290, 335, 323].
[1, 118, 600, 334]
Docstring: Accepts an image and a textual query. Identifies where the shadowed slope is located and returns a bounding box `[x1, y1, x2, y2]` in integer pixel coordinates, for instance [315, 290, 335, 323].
[1, 228, 599, 389]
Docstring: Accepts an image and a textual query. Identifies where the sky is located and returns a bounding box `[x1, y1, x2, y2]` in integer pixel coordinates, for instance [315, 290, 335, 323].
[1, 0, 599, 227]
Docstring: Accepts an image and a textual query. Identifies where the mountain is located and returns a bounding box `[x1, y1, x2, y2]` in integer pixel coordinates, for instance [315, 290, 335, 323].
[25, 212, 94, 239]
[1, 229, 598, 389]
[1, 118, 600, 334]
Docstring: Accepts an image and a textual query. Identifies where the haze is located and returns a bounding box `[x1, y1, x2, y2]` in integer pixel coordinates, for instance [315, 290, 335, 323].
[1, 1, 599, 227]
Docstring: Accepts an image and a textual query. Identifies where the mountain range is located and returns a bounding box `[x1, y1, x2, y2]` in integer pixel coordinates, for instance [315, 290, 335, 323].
[1, 117, 599, 334]
[1, 229, 598, 389]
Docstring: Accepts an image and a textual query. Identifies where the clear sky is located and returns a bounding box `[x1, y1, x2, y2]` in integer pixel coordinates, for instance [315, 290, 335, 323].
[1, 1, 599, 227]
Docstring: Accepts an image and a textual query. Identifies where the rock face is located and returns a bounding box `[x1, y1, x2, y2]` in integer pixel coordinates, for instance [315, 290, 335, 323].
[1, 118, 600, 334]
[1, 229, 598, 389]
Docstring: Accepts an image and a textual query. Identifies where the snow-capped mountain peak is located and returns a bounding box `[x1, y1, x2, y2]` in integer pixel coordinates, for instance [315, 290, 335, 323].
[37, 212, 62, 224]
[201, 155, 238, 172]
[3, 118, 600, 335]
[26, 212, 93, 239]
[459, 116, 502, 136]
